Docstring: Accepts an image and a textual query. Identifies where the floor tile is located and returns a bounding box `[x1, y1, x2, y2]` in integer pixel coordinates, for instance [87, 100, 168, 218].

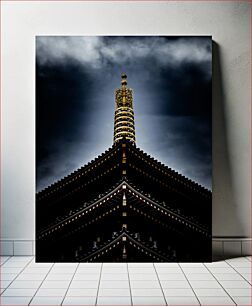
[66, 288, 97, 296]
[8, 256, 33, 262]
[157, 273, 186, 281]
[181, 267, 209, 274]
[129, 265, 155, 269]
[35, 287, 67, 296]
[188, 280, 221, 288]
[101, 273, 128, 280]
[163, 288, 195, 296]
[160, 280, 191, 288]
[155, 267, 182, 273]
[98, 288, 130, 296]
[194, 288, 228, 296]
[154, 262, 179, 267]
[16, 273, 46, 281]
[241, 273, 252, 283]
[0, 280, 13, 289]
[128, 268, 155, 274]
[232, 296, 252, 305]
[207, 267, 236, 274]
[62, 296, 96, 305]
[102, 269, 128, 274]
[70, 280, 99, 288]
[1, 256, 251, 306]
[0, 256, 10, 264]
[74, 273, 100, 281]
[0, 296, 32, 305]
[225, 288, 252, 296]
[130, 280, 160, 288]
[99, 280, 129, 288]
[30, 296, 64, 305]
[50, 267, 77, 274]
[228, 261, 251, 268]
[1, 267, 23, 274]
[2, 288, 37, 296]
[79, 262, 102, 266]
[240, 272, 251, 280]
[40, 280, 71, 288]
[45, 273, 73, 281]
[205, 261, 230, 267]
[76, 267, 101, 274]
[128, 263, 153, 267]
[219, 280, 252, 288]
[180, 263, 205, 267]
[198, 296, 236, 305]
[234, 267, 251, 274]
[186, 273, 216, 281]
[102, 263, 125, 267]
[102, 266, 127, 271]
[53, 263, 78, 267]
[2, 261, 28, 268]
[214, 273, 245, 281]
[165, 296, 200, 305]
[131, 288, 163, 296]
[22, 267, 50, 274]
[28, 263, 53, 268]
[132, 296, 166, 305]
[1, 274, 17, 281]
[97, 296, 131, 305]
[226, 257, 250, 263]
[8, 280, 42, 289]
[129, 273, 158, 281]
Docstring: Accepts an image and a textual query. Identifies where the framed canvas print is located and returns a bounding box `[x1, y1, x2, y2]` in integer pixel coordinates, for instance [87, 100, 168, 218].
[36, 36, 212, 262]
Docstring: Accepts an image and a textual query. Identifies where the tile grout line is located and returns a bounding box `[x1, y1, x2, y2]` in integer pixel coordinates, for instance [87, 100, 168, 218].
[153, 262, 168, 306]
[225, 260, 252, 286]
[61, 262, 80, 305]
[0, 255, 12, 266]
[95, 262, 103, 306]
[0, 256, 34, 296]
[178, 263, 202, 306]
[126, 262, 133, 306]
[244, 256, 251, 262]
[28, 261, 55, 305]
[203, 263, 238, 305]
[0, 255, 12, 292]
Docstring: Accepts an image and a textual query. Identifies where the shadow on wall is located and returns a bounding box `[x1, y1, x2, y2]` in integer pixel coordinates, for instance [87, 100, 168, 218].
[212, 41, 244, 259]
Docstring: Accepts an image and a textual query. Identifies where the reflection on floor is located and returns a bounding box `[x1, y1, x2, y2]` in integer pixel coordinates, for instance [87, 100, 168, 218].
[0, 256, 251, 305]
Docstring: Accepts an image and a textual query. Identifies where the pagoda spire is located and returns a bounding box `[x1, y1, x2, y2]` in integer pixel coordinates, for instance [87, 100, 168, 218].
[113, 74, 136, 144]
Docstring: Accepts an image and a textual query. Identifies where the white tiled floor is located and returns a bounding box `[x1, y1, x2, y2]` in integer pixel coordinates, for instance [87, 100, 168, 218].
[0, 256, 251, 305]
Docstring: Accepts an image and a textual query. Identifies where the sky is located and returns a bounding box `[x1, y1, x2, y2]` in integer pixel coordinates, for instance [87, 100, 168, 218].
[36, 36, 212, 192]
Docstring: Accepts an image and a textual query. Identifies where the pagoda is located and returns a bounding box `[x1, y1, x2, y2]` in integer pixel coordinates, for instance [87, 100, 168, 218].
[36, 75, 212, 262]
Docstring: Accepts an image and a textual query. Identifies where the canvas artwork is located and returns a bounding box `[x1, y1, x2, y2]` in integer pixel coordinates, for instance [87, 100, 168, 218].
[36, 36, 212, 262]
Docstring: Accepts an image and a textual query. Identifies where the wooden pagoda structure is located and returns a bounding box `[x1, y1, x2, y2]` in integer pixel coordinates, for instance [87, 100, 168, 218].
[36, 75, 212, 262]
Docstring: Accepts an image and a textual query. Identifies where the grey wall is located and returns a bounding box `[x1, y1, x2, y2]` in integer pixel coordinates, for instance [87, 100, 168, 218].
[1, 1, 250, 241]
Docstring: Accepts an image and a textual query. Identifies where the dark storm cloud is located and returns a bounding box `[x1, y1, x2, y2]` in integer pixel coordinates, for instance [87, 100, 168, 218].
[36, 36, 211, 74]
[137, 114, 211, 189]
[36, 36, 212, 191]
[144, 61, 212, 116]
[36, 62, 95, 187]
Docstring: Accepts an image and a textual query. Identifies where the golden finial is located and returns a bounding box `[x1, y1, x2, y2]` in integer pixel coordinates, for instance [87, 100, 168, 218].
[114, 74, 136, 145]
[121, 74, 127, 86]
